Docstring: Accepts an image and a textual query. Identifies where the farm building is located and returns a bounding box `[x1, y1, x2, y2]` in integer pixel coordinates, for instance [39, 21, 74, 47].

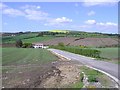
[33, 43, 49, 49]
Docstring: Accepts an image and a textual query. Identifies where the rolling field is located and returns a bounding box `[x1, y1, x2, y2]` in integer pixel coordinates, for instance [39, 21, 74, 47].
[2, 48, 58, 66]
[2, 33, 55, 44]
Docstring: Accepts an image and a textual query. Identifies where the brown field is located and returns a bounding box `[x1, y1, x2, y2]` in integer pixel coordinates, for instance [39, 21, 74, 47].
[35, 37, 76, 46]
[38, 37, 118, 47]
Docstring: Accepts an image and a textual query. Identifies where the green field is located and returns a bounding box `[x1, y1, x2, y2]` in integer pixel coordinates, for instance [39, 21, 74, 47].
[2, 48, 58, 66]
[94, 48, 119, 59]
[22, 36, 55, 43]
[2, 33, 55, 44]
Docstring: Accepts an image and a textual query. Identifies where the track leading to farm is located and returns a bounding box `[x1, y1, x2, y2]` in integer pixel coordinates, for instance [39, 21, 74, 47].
[48, 49, 119, 83]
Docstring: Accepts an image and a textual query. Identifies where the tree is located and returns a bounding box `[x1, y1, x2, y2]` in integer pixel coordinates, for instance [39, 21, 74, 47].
[15, 39, 23, 48]
[37, 32, 44, 37]
[22, 43, 33, 48]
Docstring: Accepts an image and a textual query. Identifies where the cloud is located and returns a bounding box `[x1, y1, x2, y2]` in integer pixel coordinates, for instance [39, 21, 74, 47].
[55, 17, 72, 23]
[2, 3, 48, 21]
[88, 11, 95, 16]
[24, 9, 48, 21]
[82, 0, 118, 7]
[44, 17, 73, 26]
[2, 3, 73, 27]
[96, 22, 117, 26]
[0, 3, 8, 10]
[85, 20, 96, 24]
[83, 19, 118, 33]
[3, 8, 25, 16]
[21, 5, 41, 10]
[85, 19, 117, 26]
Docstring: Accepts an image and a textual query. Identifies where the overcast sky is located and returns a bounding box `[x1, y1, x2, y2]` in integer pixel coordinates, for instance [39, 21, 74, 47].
[1, 0, 119, 33]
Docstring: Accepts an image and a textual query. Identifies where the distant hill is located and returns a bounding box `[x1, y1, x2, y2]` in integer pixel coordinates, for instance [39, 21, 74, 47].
[2, 30, 119, 45]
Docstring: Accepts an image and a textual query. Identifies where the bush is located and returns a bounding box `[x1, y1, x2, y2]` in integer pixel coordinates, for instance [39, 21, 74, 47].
[50, 46, 101, 58]
[22, 43, 33, 48]
[36, 32, 44, 37]
[15, 39, 23, 48]
[88, 75, 98, 82]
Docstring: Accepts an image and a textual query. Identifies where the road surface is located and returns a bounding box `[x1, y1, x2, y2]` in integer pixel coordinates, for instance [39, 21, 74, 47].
[48, 49, 119, 83]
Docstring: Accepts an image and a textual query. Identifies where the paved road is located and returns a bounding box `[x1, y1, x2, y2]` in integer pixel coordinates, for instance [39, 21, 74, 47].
[48, 49, 119, 82]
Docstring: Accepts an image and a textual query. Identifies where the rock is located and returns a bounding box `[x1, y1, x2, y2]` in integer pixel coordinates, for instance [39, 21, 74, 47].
[6, 71, 9, 73]
[19, 71, 22, 74]
[26, 79, 30, 82]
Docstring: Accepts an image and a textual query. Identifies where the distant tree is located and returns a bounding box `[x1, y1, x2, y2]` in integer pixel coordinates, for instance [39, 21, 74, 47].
[37, 32, 44, 37]
[15, 39, 23, 48]
[22, 43, 33, 48]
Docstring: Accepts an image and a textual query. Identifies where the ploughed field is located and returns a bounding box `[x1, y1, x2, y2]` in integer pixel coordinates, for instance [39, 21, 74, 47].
[40, 37, 118, 47]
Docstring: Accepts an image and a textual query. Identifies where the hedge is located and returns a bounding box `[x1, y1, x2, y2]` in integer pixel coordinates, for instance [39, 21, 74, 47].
[50, 46, 101, 58]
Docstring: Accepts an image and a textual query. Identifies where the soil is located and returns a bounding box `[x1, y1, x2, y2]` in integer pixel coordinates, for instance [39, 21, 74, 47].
[2, 58, 82, 88]
[2, 58, 118, 88]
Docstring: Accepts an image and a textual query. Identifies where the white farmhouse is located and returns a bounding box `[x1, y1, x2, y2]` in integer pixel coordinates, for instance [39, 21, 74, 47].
[33, 43, 49, 49]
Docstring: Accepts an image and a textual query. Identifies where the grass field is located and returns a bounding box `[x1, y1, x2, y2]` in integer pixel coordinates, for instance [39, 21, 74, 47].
[94, 48, 119, 59]
[22, 36, 55, 43]
[2, 33, 55, 44]
[93, 47, 119, 64]
[2, 48, 58, 66]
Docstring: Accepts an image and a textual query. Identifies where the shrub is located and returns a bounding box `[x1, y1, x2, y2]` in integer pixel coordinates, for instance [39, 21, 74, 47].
[88, 75, 98, 82]
[22, 43, 33, 48]
[15, 39, 23, 48]
[50, 46, 101, 58]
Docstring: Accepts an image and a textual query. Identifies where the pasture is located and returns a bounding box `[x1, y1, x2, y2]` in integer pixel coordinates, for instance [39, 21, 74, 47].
[93, 47, 119, 64]
[94, 48, 118, 59]
[2, 48, 58, 66]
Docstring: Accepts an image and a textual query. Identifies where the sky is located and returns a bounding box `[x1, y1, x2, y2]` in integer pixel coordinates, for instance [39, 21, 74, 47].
[1, 0, 119, 33]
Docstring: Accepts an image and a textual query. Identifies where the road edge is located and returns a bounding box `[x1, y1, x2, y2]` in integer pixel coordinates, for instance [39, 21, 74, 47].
[85, 65, 120, 88]
[48, 49, 120, 88]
